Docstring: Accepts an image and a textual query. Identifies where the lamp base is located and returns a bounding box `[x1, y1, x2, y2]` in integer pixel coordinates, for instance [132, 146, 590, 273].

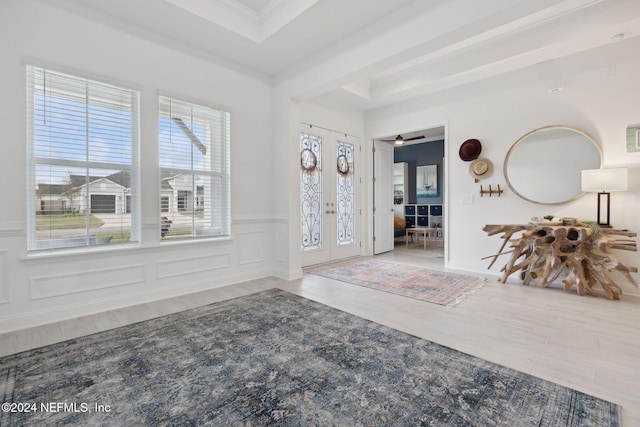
[596, 192, 611, 227]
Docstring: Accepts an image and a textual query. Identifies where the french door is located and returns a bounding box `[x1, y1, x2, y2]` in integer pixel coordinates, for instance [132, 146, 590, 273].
[300, 126, 360, 267]
[373, 140, 395, 254]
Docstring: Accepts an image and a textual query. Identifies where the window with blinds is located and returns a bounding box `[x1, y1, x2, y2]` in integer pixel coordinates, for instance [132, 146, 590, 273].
[159, 96, 230, 240]
[26, 66, 140, 250]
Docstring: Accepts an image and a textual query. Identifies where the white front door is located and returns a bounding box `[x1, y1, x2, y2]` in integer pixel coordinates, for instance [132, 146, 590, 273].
[373, 140, 394, 254]
[300, 127, 360, 267]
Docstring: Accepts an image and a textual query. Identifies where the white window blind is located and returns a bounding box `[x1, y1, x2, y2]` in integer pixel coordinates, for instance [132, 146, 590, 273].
[26, 66, 140, 250]
[159, 96, 230, 240]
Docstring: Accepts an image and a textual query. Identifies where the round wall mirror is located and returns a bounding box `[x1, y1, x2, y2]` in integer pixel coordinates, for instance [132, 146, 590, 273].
[504, 126, 602, 205]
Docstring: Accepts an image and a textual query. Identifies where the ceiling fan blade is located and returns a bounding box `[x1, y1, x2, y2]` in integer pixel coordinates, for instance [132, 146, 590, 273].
[380, 135, 399, 142]
[381, 134, 426, 143]
[382, 135, 407, 143]
[404, 135, 425, 141]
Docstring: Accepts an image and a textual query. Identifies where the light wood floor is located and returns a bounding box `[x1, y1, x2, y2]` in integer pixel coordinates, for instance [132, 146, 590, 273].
[1, 250, 638, 425]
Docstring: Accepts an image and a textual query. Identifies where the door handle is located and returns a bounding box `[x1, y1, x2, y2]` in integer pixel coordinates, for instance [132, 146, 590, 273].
[325, 210, 336, 214]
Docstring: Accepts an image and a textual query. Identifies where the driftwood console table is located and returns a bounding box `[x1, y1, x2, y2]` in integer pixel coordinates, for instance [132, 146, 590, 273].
[483, 224, 638, 300]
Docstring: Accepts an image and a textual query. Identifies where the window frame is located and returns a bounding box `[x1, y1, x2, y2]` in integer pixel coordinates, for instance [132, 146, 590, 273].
[26, 65, 141, 252]
[157, 94, 231, 241]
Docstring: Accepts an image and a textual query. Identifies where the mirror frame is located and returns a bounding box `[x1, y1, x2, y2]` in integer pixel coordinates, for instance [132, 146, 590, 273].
[503, 125, 603, 205]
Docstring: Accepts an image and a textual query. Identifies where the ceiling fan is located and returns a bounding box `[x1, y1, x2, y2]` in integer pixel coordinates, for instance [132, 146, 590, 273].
[382, 134, 425, 145]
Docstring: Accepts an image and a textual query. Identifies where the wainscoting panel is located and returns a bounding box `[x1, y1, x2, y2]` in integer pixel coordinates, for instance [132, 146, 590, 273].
[0, 251, 8, 304]
[30, 264, 146, 300]
[156, 253, 231, 279]
[0, 222, 25, 237]
[237, 231, 268, 265]
[274, 229, 287, 263]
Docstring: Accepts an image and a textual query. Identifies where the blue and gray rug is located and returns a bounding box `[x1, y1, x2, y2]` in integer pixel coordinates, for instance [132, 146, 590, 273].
[0, 289, 620, 426]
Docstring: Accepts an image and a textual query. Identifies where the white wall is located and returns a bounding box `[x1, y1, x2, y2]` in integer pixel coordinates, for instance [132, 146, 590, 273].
[366, 40, 640, 296]
[0, 0, 275, 332]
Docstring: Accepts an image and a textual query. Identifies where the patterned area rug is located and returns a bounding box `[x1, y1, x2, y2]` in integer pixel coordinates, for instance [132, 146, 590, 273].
[306, 258, 484, 306]
[0, 290, 620, 426]
[0, 289, 620, 426]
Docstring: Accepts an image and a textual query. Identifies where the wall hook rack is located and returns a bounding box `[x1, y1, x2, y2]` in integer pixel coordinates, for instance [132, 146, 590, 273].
[480, 184, 503, 197]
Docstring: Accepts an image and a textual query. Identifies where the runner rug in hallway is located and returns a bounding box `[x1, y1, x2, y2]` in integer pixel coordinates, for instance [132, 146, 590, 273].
[0, 289, 620, 426]
[306, 258, 484, 307]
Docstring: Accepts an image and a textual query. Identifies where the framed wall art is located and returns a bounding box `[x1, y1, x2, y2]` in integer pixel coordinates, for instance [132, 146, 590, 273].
[416, 164, 437, 201]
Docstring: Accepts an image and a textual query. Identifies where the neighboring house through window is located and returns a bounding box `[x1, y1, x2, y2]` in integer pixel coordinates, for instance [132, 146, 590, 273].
[158, 96, 230, 239]
[26, 66, 140, 250]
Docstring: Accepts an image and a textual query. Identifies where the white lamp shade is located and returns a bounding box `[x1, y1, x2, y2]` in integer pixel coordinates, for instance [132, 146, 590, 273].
[581, 168, 628, 192]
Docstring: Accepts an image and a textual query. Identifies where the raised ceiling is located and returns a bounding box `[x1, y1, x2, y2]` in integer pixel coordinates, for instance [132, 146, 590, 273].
[164, 0, 322, 42]
[50, 0, 640, 110]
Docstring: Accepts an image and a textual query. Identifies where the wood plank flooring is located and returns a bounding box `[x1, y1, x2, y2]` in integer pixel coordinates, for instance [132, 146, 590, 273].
[1, 250, 638, 425]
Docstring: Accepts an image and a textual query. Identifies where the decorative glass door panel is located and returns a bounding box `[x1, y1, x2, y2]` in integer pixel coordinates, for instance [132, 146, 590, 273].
[301, 127, 360, 267]
[336, 141, 354, 246]
[300, 132, 322, 251]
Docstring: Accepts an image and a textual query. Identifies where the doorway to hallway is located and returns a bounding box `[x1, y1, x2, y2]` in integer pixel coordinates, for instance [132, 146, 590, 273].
[372, 126, 446, 262]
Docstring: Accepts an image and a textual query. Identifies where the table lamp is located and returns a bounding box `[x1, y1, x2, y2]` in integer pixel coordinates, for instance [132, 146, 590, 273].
[581, 168, 628, 226]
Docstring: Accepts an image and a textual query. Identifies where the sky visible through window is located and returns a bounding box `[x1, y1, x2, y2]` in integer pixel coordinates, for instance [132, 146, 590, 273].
[34, 91, 133, 185]
[34, 100, 208, 186]
[159, 118, 208, 172]
[34, 87, 210, 189]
